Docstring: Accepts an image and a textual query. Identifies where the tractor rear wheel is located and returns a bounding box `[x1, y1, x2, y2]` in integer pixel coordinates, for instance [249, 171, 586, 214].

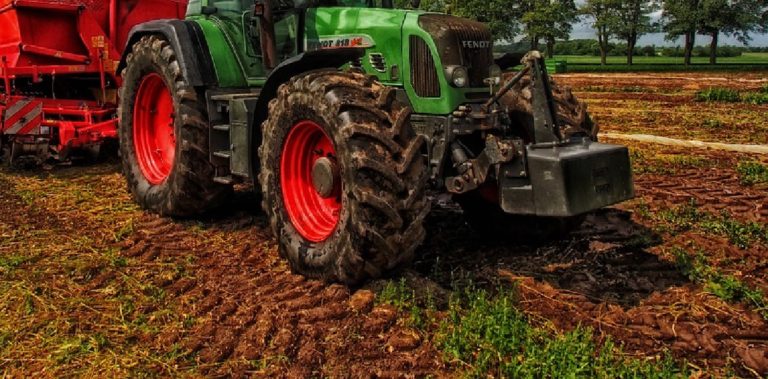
[259, 71, 429, 284]
[119, 35, 230, 217]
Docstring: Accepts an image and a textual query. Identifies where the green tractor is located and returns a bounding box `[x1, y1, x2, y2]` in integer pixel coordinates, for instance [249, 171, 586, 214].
[117, 0, 634, 284]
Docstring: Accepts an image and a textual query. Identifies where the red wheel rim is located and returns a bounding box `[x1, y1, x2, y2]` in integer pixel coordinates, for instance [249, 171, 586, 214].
[280, 120, 342, 243]
[133, 73, 175, 184]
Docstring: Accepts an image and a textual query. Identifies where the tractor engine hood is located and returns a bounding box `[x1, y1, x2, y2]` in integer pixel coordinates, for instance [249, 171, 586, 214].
[416, 13, 494, 88]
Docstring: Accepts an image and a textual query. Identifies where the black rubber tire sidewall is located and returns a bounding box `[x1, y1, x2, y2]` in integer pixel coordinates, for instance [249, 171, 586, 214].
[260, 71, 430, 284]
[119, 35, 230, 217]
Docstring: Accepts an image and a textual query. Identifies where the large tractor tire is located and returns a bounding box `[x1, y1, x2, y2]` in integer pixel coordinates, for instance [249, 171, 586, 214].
[500, 74, 598, 141]
[259, 71, 429, 284]
[118, 35, 230, 217]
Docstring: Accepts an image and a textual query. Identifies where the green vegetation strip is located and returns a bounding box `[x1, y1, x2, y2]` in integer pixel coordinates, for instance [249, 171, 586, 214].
[649, 200, 768, 249]
[736, 161, 768, 186]
[673, 248, 768, 320]
[695, 85, 768, 105]
[378, 280, 687, 378]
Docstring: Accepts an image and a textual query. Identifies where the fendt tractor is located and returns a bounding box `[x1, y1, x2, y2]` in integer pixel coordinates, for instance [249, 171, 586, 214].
[5, 0, 635, 285]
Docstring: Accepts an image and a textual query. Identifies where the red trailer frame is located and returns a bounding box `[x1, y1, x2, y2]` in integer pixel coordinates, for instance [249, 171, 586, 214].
[0, 0, 187, 162]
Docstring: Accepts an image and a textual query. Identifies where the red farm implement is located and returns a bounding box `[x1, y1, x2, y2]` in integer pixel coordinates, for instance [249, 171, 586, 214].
[0, 0, 187, 164]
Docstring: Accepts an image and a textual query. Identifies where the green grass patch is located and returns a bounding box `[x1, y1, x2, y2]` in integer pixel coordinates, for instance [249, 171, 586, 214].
[695, 88, 742, 103]
[378, 279, 433, 330]
[695, 85, 768, 105]
[437, 286, 687, 378]
[655, 200, 768, 248]
[551, 54, 768, 73]
[673, 248, 768, 320]
[0, 255, 29, 270]
[736, 161, 768, 186]
[555, 53, 768, 66]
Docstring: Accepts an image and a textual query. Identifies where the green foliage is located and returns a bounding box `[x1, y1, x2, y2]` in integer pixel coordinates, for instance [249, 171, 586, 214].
[695, 88, 742, 102]
[736, 161, 768, 185]
[0, 255, 28, 271]
[657, 200, 768, 248]
[520, 0, 577, 55]
[661, 45, 745, 58]
[437, 287, 687, 378]
[700, 212, 768, 249]
[673, 248, 768, 319]
[378, 278, 415, 309]
[695, 87, 768, 105]
[377, 279, 431, 329]
[742, 91, 768, 105]
[700, 118, 722, 129]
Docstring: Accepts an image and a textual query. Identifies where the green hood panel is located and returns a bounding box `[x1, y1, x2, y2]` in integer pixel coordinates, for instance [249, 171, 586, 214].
[305, 7, 410, 85]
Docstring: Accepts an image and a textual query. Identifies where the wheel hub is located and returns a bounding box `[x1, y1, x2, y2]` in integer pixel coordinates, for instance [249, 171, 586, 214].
[132, 73, 175, 184]
[311, 157, 339, 198]
[280, 120, 341, 243]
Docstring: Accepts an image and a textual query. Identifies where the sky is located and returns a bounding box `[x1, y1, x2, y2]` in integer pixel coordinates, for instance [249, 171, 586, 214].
[570, 5, 768, 47]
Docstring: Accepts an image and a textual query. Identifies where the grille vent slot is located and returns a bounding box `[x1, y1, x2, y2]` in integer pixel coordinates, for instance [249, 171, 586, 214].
[409, 35, 440, 98]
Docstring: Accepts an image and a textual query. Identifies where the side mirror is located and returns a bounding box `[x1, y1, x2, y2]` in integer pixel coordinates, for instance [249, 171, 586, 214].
[253, 3, 264, 18]
[253, 1, 266, 17]
[410, 0, 420, 8]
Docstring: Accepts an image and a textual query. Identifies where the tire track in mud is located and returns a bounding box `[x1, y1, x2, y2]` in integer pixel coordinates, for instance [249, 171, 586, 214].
[635, 169, 768, 223]
[117, 212, 445, 377]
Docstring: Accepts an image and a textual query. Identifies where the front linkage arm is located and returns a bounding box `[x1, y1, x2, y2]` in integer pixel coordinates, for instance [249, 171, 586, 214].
[445, 51, 564, 194]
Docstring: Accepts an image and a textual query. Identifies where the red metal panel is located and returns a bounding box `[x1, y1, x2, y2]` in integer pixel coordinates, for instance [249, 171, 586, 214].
[0, 0, 189, 159]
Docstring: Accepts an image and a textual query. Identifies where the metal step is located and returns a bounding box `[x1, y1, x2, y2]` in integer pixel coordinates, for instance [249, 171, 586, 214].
[212, 124, 230, 132]
[213, 175, 234, 185]
[213, 150, 232, 159]
[210, 91, 261, 102]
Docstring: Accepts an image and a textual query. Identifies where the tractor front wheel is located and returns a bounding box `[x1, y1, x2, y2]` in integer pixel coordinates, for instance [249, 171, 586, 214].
[119, 35, 230, 217]
[259, 71, 430, 284]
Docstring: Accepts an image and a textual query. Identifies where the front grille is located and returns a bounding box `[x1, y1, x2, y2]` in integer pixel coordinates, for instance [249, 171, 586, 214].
[418, 14, 493, 88]
[410, 35, 440, 98]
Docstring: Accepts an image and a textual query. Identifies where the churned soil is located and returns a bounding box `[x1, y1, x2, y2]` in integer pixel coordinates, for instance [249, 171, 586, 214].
[554, 72, 768, 145]
[1, 72, 767, 377]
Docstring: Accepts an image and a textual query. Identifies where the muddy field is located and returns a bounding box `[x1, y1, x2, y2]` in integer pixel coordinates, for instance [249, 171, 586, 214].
[1, 72, 767, 377]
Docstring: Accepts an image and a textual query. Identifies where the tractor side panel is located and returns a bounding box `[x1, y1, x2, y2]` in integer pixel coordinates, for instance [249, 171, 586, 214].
[305, 7, 405, 86]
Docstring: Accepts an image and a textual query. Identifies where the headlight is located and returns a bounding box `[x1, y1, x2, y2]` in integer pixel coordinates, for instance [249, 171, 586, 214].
[447, 66, 468, 88]
[488, 64, 502, 85]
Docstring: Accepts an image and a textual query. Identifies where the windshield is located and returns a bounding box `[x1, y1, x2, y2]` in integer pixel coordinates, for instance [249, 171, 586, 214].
[300, 0, 394, 8]
[187, 0, 394, 16]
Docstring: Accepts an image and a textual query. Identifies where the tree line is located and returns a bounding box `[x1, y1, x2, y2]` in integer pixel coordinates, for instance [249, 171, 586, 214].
[395, 0, 768, 65]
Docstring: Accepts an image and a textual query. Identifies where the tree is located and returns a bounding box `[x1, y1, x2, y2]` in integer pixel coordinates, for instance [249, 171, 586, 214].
[696, 0, 768, 64]
[394, 0, 447, 12]
[612, 0, 657, 65]
[521, 0, 578, 58]
[664, 0, 768, 65]
[451, 0, 520, 41]
[662, 0, 700, 66]
[581, 0, 621, 65]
